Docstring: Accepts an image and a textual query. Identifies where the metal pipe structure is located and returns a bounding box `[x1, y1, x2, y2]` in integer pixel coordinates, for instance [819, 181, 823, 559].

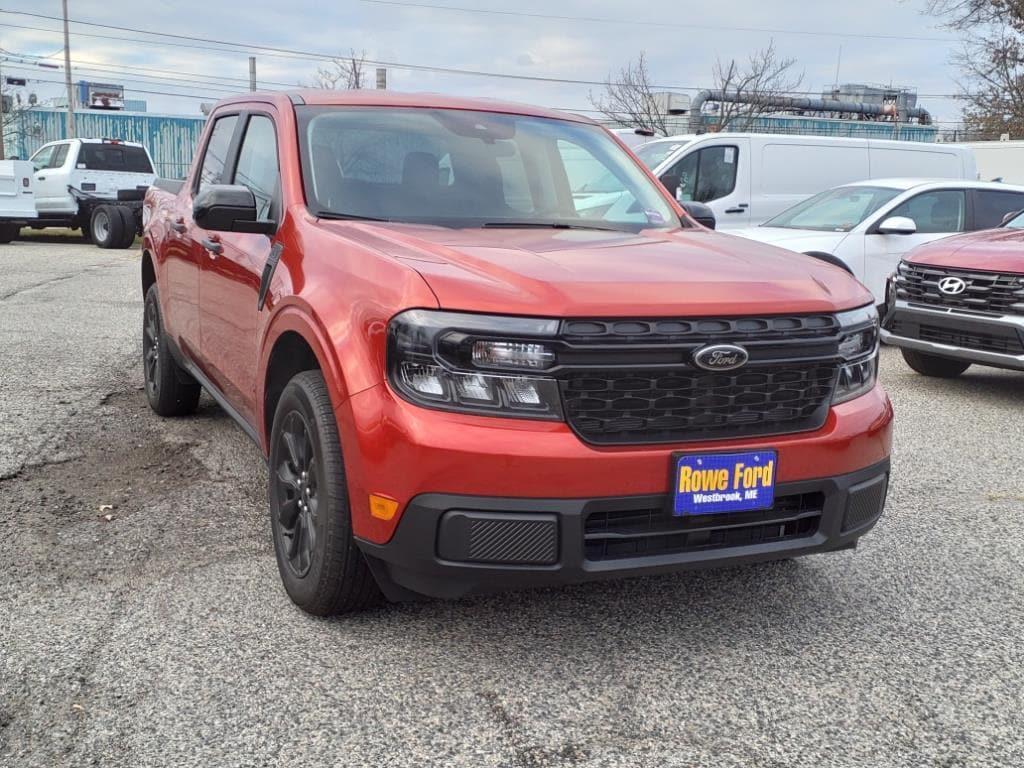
[687, 90, 932, 134]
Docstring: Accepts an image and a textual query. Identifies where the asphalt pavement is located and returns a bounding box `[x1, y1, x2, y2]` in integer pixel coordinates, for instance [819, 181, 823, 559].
[2, 239, 1023, 767]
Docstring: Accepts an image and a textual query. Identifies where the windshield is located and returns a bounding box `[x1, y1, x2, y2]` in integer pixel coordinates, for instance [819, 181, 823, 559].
[635, 139, 689, 169]
[764, 185, 903, 232]
[297, 107, 678, 231]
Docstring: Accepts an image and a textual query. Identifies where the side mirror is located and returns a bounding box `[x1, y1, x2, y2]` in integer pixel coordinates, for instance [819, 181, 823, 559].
[680, 201, 716, 230]
[1001, 209, 1022, 226]
[877, 216, 917, 235]
[193, 184, 275, 235]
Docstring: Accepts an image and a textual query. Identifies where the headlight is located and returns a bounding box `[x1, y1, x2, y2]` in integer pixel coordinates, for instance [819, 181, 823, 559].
[387, 309, 563, 419]
[832, 304, 879, 404]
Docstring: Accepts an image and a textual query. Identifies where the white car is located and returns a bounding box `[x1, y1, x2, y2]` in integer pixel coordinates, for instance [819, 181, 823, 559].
[729, 179, 1024, 302]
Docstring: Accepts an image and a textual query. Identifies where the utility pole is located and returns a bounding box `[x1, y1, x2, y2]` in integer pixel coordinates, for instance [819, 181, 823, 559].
[249, 56, 256, 92]
[62, 0, 75, 138]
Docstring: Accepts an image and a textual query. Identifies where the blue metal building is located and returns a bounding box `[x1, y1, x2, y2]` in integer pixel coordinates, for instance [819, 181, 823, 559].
[8, 108, 207, 179]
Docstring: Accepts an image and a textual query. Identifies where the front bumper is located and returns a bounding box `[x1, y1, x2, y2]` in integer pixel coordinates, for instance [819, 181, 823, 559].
[882, 299, 1024, 371]
[357, 460, 890, 600]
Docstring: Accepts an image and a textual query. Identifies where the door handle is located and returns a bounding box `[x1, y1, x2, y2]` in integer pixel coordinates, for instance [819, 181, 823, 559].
[201, 236, 223, 256]
[724, 207, 746, 214]
[36, 176, 45, 181]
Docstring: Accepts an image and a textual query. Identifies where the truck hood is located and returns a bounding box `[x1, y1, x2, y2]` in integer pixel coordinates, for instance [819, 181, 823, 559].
[907, 228, 1024, 275]
[729, 226, 851, 256]
[323, 222, 873, 316]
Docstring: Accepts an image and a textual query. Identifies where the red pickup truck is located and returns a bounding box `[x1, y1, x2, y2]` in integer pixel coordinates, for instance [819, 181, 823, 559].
[142, 90, 892, 615]
[883, 212, 1024, 377]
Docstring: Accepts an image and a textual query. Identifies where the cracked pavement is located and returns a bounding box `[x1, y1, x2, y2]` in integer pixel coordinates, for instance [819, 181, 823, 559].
[2, 240, 1023, 767]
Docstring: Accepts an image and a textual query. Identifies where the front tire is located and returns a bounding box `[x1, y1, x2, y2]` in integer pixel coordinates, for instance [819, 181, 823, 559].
[901, 348, 971, 378]
[143, 284, 201, 416]
[269, 370, 381, 616]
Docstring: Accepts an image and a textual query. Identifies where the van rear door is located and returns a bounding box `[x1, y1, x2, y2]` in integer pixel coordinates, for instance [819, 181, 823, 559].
[757, 140, 870, 225]
[868, 145, 965, 180]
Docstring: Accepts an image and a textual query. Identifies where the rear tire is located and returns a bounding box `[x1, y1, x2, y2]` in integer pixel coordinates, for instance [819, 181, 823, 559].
[901, 348, 971, 378]
[91, 205, 124, 249]
[269, 370, 382, 616]
[143, 284, 201, 416]
[114, 207, 138, 249]
[0, 223, 19, 244]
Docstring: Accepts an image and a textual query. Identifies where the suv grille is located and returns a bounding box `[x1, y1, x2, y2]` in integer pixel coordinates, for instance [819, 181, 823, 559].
[889, 317, 1024, 355]
[899, 264, 1024, 316]
[555, 315, 842, 445]
[584, 493, 824, 562]
[562, 365, 837, 444]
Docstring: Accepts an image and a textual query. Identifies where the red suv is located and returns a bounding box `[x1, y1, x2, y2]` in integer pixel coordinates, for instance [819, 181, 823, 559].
[142, 91, 892, 615]
[883, 210, 1024, 377]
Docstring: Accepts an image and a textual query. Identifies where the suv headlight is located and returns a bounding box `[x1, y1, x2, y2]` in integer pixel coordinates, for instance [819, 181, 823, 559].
[387, 309, 563, 419]
[832, 304, 879, 405]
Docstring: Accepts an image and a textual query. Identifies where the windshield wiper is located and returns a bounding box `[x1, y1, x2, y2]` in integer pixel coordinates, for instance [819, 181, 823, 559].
[481, 221, 624, 232]
[315, 211, 391, 222]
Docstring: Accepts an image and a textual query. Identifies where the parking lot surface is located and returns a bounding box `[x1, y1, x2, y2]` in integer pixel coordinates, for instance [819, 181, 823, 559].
[2, 240, 1023, 767]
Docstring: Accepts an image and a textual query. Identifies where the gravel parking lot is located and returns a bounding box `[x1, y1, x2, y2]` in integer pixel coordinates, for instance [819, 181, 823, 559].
[2, 240, 1023, 768]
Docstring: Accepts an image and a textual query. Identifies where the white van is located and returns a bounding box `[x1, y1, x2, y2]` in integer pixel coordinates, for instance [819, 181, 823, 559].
[634, 134, 978, 229]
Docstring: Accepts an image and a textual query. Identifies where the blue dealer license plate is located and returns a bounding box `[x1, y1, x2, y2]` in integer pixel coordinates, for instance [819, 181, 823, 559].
[672, 450, 777, 516]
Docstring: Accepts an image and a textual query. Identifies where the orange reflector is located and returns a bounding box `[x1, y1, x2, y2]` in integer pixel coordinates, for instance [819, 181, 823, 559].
[369, 494, 399, 521]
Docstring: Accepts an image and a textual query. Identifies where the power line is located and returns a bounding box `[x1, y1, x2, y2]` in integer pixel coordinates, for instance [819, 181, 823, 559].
[0, 9, 966, 97]
[357, 0, 958, 43]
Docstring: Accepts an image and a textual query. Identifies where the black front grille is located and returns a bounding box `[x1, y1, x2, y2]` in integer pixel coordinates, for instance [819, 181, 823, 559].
[561, 365, 837, 444]
[899, 264, 1024, 316]
[561, 314, 839, 343]
[584, 493, 824, 562]
[889, 318, 1024, 355]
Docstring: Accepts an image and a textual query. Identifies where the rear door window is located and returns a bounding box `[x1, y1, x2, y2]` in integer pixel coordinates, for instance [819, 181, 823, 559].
[973, 189, 1024, 229]
[78, 144, 153, 173]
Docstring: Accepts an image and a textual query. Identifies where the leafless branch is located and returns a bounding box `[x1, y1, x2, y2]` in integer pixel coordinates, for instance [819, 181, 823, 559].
[710, 41, 804, 131]
[588, 52, 671, 137]
[312, 49, 368, 90]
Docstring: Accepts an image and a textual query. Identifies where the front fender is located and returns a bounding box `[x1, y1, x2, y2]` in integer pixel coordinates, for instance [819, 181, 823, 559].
[257, 301, 352, 450]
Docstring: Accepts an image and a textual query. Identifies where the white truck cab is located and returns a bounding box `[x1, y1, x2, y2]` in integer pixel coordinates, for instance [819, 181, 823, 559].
[28, 138, 157, 247]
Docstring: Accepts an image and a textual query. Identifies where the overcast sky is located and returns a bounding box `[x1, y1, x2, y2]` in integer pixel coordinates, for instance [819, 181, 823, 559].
[0, 0, 968, 126]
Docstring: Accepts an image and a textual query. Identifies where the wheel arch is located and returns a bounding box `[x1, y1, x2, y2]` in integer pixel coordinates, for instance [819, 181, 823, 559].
[803, 251, 854, 274]
[141, 249, 156, 297]
[259, 306, 350, 453]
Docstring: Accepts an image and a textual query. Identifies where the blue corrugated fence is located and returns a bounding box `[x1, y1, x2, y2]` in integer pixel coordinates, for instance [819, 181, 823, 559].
[7, 108, 206, 179]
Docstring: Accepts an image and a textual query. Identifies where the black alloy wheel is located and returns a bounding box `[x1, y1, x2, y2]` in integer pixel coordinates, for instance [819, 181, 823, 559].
[274, 411, 320, 577]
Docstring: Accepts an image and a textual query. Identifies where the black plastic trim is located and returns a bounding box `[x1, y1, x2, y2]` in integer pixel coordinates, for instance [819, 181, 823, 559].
[357, 459, 890, 600]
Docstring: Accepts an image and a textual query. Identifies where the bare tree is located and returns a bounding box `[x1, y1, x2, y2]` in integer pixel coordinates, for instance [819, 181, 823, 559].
[709, 41, 804, 131]
[924, 1, 1024, 138]
[0, 86, 38, 160]
[589, 53, 671, 136]
[312, 49, 368, 90]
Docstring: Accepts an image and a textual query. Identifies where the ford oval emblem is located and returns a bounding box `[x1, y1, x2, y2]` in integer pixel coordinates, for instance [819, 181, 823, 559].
[693, 344, 749, 372]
